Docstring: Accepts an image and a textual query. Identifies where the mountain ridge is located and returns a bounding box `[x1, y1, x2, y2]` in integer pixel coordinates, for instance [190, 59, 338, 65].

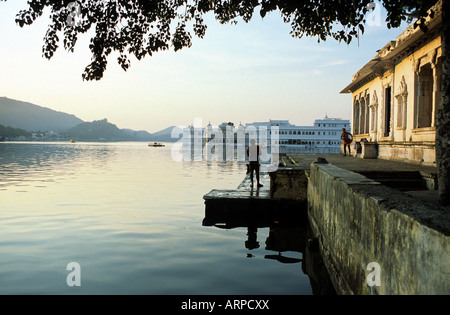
[0, 97, 84, 132]
[0, 96, 180, 142]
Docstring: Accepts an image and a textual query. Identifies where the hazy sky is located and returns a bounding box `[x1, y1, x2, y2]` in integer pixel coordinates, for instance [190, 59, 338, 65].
[0, 1, 409, 133]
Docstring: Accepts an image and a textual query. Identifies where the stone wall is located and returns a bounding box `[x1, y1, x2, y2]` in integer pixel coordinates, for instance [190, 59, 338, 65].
[307, 160, 450, 294]
[269, 167, 308, 201]
[377, 141, 436, 166]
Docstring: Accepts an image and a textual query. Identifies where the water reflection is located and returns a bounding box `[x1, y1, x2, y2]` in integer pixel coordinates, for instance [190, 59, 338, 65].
[0, 141, 321, 294]
[203, 204, 336, 295]
[0, 142, 116, 190]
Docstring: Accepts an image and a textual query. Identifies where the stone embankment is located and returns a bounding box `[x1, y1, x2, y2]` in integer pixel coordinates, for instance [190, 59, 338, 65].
[291, 153, 449, 295]
[203, 153, 449, 294]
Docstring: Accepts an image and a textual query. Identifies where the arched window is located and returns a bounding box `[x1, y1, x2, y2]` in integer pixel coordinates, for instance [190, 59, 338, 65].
[353, 98, 360, 134]
[360, 96, 366, 134]
[384, 85, 392, 137]
[415, 57, 441, 128]
[415, 63, 433, 128]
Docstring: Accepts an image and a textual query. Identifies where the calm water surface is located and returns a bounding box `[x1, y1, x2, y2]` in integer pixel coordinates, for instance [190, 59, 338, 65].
[0, 142, 312, 294]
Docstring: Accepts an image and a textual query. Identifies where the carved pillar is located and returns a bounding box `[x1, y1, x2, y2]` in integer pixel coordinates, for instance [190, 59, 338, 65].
[365, 95, 370, 133]
[360, 97, 365, 134]
[431, 59, 438, 127]
[414, 60, 421, 129]
[369, 91, 378, 141]
[395, 76, 408, 142]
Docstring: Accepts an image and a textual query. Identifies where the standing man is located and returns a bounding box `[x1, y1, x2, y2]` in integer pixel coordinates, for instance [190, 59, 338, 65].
[340, 128, 353, 156]
[247, 139, 263, 188]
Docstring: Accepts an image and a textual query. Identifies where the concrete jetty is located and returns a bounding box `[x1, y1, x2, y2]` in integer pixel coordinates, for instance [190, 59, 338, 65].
[202, 168, 307, 228]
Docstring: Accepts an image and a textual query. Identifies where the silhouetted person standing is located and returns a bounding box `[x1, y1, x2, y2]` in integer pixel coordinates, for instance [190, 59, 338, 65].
[340, 128, 353, 156]
[247, 139, 263, 188]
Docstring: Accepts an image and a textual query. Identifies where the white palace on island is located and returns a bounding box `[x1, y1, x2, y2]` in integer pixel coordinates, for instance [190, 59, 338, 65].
[181, 116, 351, 157]
[244, 117, 350, 154]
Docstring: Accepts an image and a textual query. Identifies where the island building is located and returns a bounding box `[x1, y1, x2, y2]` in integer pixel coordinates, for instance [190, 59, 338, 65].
[340, 0, 442, 166]
[178, 117, 350, 162]
[244, 117, 350, 155]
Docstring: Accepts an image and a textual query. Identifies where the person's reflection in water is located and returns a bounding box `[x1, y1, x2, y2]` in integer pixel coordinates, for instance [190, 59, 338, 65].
[245, 227, 259, 254]
[249, 186, 260, 197]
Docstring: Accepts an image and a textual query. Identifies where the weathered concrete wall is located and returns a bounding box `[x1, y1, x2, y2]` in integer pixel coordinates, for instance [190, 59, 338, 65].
[307, 160, 450, 294]
[269, 167, 308, 201]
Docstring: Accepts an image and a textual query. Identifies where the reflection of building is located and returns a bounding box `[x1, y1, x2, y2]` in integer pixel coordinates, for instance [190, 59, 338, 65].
[340, 1, 442, 165]
[182, 124, 206, 161]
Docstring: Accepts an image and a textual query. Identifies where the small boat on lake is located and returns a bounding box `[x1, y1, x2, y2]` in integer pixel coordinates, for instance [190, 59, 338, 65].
[148, 142, 165, 147]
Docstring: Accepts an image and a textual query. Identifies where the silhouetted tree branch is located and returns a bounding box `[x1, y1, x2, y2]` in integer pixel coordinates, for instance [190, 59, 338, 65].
[4, 0, 435, 80]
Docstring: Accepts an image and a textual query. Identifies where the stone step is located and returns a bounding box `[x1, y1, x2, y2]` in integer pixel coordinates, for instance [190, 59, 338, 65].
[357, 171, 429, 191]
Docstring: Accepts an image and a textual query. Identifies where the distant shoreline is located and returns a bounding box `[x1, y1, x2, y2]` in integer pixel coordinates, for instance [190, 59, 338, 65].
[0, 139, 177, 143]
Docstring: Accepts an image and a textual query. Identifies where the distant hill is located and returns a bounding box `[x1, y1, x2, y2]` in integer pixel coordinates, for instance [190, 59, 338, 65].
[148, 126, 182, 142]
[0, 97, 85, 132]
[122, 129, 156, 141]
[0, 124, 31, 139]
[66, 119, 154, 142]
[0, 96, 181, 142]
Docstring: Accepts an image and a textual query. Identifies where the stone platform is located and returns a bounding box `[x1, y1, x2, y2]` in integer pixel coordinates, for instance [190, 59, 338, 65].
[202, 171, 307, 228]
[203, 172, 271, 201]
[289, 153, 440, 204]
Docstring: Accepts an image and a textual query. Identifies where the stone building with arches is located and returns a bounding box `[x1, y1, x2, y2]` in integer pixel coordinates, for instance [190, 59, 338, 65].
[340, 2, 442, 166]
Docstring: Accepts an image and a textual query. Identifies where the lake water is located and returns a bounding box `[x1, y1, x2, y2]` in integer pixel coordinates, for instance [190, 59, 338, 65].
[0, 141, 314, 295]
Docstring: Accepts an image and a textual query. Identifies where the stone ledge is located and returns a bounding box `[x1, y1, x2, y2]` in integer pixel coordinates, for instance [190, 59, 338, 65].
[307, 161, 450, 294]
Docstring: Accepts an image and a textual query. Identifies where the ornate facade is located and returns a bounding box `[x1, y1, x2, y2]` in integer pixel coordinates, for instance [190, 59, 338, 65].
[340, 1, 442, 166]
